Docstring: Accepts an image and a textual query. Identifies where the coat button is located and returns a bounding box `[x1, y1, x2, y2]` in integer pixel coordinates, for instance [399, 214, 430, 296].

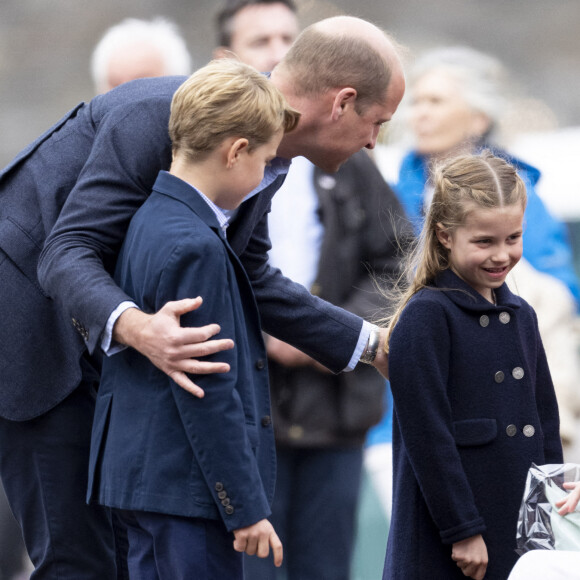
[479, 315, 489, 328]
[225, 505, 235, 515]
[215, 482, 224, 492]
[218, 490, 227, 500]
[512, 367, 525, 380]
[523, 425, 535, 437]
[255, 359, 265, 370]
[494, 371, 505, 383]
[506, 424, 517, 437]
[221, 497, 231, 507]
[261, 415, 271, 427]
[499, 312, 511, 324]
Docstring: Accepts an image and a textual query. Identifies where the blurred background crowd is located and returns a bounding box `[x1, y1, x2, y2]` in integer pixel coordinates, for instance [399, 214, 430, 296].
[1, 0, 580, 579]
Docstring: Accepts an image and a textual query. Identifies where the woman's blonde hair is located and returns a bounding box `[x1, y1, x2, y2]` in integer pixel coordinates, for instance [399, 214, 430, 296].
[169, 59, 300, 161]
[383, 150, 527, 351]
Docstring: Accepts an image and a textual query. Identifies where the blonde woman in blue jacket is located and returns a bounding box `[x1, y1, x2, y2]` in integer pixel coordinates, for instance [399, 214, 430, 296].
[382, 151, 562, 579]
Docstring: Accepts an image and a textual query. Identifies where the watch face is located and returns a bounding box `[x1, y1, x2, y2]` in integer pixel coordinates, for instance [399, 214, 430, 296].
[361, 329, 380, 363]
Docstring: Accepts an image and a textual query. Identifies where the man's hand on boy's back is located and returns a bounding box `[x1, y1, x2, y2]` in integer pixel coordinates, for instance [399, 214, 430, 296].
[113, 296, 235, 397]
[233, 519, 283, 567]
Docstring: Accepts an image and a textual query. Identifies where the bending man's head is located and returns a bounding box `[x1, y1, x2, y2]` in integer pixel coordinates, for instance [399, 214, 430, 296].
[272, 16, 406, 172]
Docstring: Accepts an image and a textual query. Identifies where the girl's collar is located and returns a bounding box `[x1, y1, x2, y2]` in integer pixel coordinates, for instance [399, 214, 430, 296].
[433, 269, 522, 312]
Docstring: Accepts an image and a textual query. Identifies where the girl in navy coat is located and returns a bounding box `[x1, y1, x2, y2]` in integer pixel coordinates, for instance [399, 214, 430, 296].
[382, 151, 562, 579]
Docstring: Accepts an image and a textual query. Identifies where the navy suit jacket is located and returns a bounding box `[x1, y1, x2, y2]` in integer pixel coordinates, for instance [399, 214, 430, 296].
[88, 172, 274, 530]
[0, 75, 362, 421]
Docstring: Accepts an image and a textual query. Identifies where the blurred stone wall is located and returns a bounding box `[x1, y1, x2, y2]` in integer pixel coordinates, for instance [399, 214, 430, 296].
[1, 0, 579, 166]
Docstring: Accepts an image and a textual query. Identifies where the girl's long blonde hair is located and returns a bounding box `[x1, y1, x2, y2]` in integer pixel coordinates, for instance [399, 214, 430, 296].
[383, 150, 527, 353]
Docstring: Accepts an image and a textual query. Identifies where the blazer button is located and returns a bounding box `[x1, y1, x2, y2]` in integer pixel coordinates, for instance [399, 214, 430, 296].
[218, 490, 227, 500]
[255, 359, 265, 370]
[494, 371, 505, 383]
[261, 415, 272, 427]
[512, 367, 525, 380]
[215, 482, 224, 492]
[506, 424, 517, 437]
[225, 505, 235, 515]
[523, 425, 535, 437]
[221, 497, 231, 507]
[499, 312, 511, 324]
[479, 315, 489, 328]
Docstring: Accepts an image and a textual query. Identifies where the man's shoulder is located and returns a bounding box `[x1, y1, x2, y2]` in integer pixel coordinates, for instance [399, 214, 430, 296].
[90, 76, 187, 119]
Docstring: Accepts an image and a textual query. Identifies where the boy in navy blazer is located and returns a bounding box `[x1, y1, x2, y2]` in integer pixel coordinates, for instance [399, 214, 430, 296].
[87, 59, 300, 578]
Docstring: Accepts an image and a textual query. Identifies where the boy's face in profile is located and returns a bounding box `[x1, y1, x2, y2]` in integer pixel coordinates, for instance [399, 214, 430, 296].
[222, 128, 284, 210]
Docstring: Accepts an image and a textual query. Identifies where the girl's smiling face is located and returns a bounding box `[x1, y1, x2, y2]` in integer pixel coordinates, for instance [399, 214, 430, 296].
[436, 204, 525, 302]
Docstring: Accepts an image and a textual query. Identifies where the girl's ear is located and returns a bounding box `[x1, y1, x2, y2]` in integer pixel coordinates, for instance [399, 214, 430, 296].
[435, 223, 452, 249]
[226, 138, 250, 168]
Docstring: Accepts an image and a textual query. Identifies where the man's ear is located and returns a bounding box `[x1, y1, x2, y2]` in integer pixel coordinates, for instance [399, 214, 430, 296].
[435, 223, 452, 249]
[331, 87, 357, 121]
[226, 138, 250, 168]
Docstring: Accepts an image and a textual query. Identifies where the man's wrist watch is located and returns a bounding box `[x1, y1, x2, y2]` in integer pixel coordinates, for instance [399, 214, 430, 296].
[360, 328, 380, 364]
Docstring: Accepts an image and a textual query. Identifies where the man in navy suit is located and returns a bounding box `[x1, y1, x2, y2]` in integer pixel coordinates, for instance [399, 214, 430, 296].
[0, 15, 403, 578]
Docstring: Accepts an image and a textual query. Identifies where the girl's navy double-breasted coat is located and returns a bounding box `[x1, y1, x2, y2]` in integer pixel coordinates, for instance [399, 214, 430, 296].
[384, 269, 563, 579]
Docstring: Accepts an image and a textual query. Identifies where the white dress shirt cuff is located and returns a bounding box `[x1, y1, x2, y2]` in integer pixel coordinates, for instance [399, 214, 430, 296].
[344, 320, 377, 372]
[101, 301, 139, 356]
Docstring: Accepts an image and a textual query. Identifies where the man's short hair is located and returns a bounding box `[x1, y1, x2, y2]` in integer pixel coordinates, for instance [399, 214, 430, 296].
[215, 0, 297, 47]
[169, 59, 300, 161]
[279, 24, 394, 112]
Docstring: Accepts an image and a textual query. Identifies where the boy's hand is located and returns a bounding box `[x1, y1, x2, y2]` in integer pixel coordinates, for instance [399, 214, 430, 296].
[556, 481, 580, 515]
[113, 297, 234, 397]
[233, 519, 283, 567]
[451, 534, 488, 580]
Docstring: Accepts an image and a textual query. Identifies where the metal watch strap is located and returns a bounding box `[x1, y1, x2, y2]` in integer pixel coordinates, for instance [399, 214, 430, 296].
[360, 328, 380, 364]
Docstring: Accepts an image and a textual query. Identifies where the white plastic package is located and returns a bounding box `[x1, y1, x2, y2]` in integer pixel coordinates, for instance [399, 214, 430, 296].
[515, 463, 580, 555]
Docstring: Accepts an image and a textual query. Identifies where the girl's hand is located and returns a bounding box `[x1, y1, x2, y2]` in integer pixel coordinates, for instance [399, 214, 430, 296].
[451, 534, 488, 580]
[555, 481, 580, 515]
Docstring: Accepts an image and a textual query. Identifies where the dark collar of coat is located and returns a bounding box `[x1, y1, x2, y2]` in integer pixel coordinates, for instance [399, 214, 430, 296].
[431, 268, 523, 313]
[152, 170, 223, 236]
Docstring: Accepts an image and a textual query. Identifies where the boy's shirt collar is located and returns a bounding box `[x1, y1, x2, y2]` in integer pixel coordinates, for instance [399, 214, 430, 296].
[221, 156, 292, 222]
[166, 156, 292, 234]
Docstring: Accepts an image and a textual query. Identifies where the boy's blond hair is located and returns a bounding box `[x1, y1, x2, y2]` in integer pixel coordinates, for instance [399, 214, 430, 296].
[169, 59, 300, 161]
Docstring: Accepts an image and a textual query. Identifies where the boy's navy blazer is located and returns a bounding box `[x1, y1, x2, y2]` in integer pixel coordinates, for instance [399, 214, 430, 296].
[88, 171, 274, 530]
[0, 75, 363, 421]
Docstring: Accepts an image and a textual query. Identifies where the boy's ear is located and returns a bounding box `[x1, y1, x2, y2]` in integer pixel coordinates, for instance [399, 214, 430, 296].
[226, 138, 250, 168]
[331, 87, 357, 121]
[435, 223, 452, 249]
